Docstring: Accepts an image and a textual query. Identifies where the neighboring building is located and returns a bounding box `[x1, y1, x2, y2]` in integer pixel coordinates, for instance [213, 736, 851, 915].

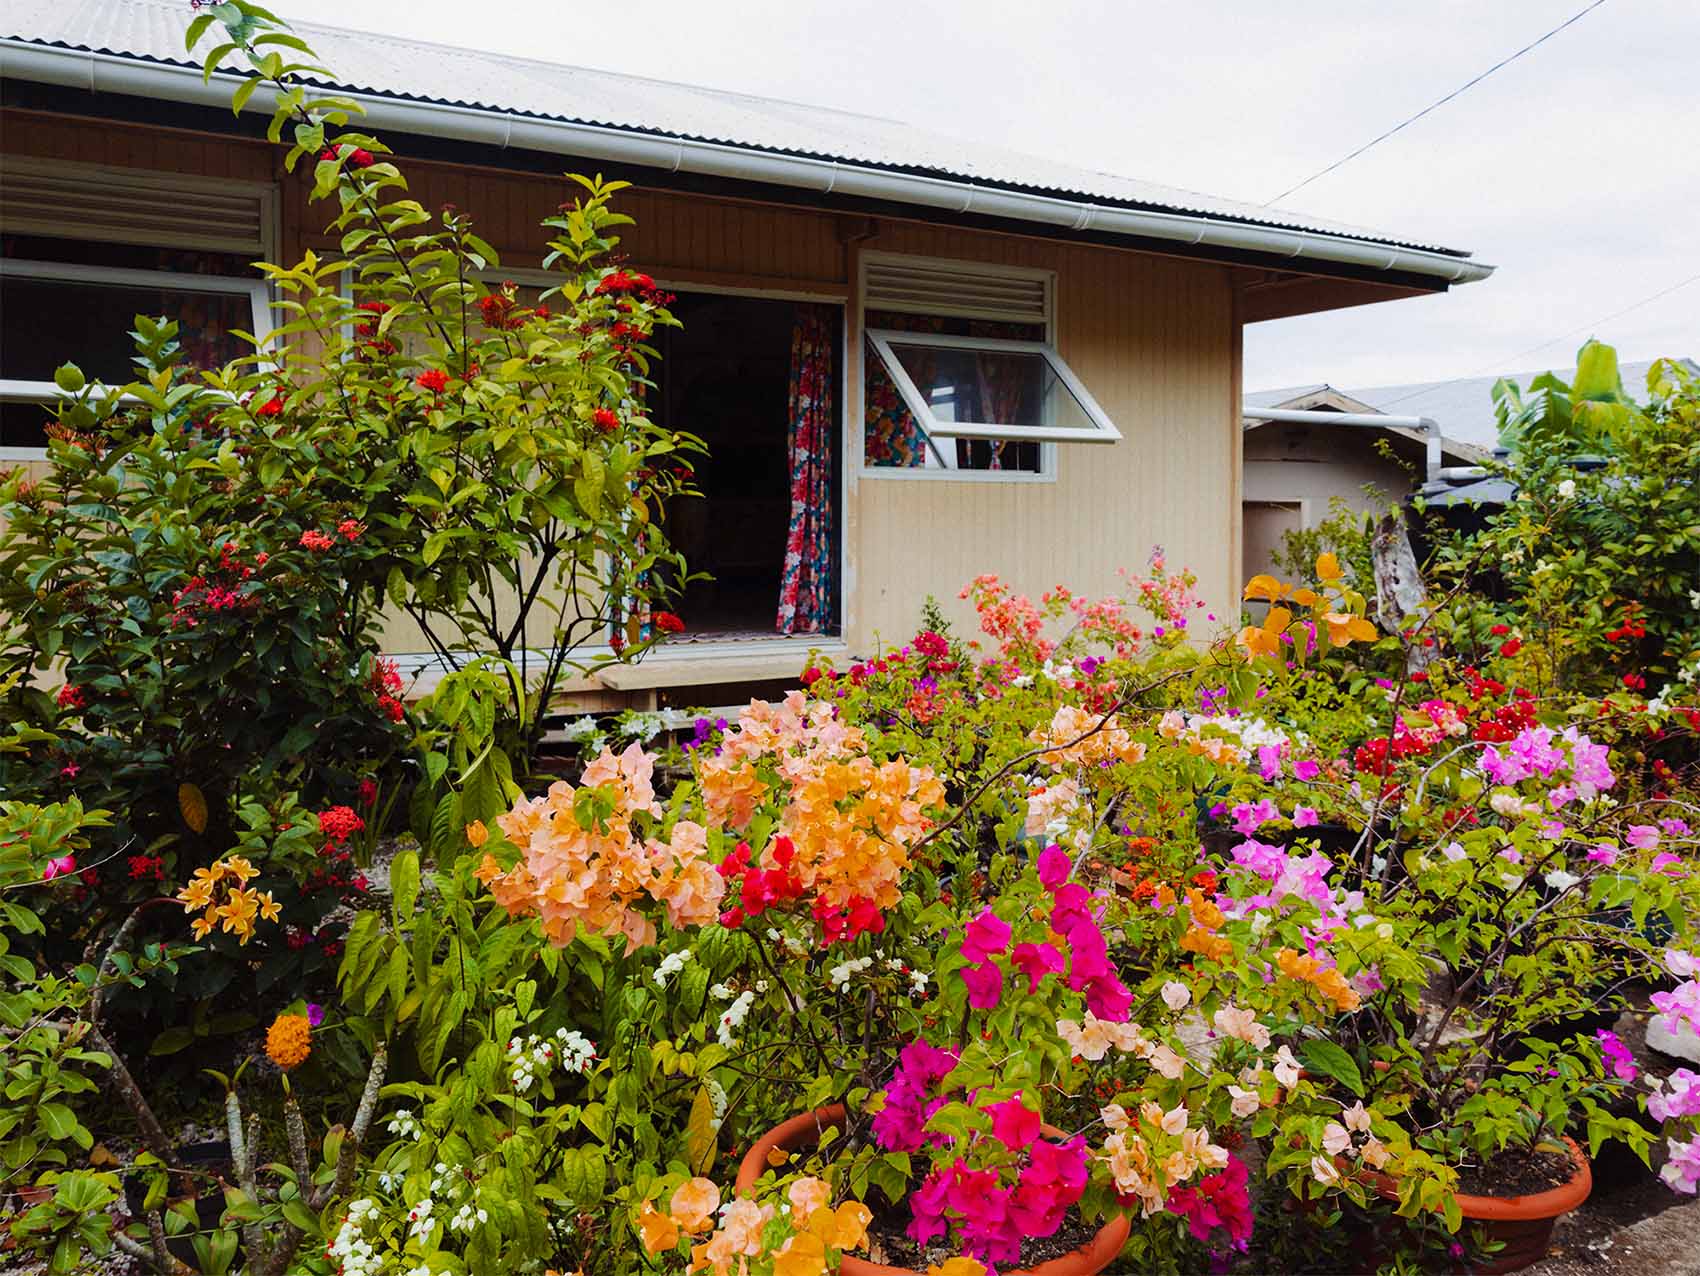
[1238, 385, 1487, 583]
[0, 0, 1493, 708]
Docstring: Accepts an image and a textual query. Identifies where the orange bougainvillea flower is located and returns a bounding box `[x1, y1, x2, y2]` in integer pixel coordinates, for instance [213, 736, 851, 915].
[637, 1202, 680, 1254]
[1315, 551, 1344, 580]
[264, 1013, 312, 1071]
[1242, 574, 1291, 603]
[666, 1177, 720, 1233]
[465, 819, 489, 848]
[1321, 612, 1378, 648]
[928, 1260, 990, 1276]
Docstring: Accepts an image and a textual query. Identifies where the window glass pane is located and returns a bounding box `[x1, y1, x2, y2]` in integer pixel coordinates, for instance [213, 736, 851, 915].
[863, 339, 1042, 474]
[1, 275, 252, 387]
[884, 341, 1099, 434]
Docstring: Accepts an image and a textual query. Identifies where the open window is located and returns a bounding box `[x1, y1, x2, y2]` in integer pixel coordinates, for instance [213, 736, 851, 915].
[867, 328, 1120, 446]
[859, 254, 1120, 476]
[0, 161, 275, 457]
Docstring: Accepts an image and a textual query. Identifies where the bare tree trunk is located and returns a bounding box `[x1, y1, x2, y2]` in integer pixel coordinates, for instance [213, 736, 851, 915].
[1371, 510, 1433, 671]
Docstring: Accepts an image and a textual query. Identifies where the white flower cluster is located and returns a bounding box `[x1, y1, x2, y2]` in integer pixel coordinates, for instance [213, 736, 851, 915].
[705, 1076, 729, 1132]
[888, 956, 928, 996]
[506, 1028, 597, 1092]
[557, 715, 604, 745]
[449, 1200, 490, 1234]
[385, 1109, 422, 1141]
[829, 955, 873, 991]
[654, 948, 693, 988]
[717, 989, 757, 1049]
[327, 1198, 381, 1276]
[406, 1195, 435, 1242]
[765, 926, 808, 957]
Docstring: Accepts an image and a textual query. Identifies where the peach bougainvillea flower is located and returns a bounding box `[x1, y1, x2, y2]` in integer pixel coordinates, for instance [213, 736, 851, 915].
[666, 1177, 720, 1232]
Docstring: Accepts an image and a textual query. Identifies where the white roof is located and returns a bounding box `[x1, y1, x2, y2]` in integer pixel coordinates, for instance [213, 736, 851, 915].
[2, 0, 1476, 262]
[1248, 358, 1695, 448]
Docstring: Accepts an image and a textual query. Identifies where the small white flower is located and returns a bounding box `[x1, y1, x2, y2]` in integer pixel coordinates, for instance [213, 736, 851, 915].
[1557, 478, 1577, 498]
[1544, 869, 1582, 892]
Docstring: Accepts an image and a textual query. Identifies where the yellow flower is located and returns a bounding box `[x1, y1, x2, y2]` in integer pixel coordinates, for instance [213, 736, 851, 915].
[927, 1261, 989, 1276]
[1315, 552, 1343, 580]
[255, 891, 281, 924]
[221, 855, 260, 884]
[465, 820, 489, 848]
[189, 914, 216, 940]
[636, 1202, 679, 1255]
[176, 872, 217, 912]
[217, 887, 259, 943]
[823, 1201, 872, 1251]
[1236, 606, 1291, 661]
[772, 1233, 826, 1276]
[264, 1013, 312, 1071]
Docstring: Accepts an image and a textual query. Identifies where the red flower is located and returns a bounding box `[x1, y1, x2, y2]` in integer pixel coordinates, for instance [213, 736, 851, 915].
[1498, 638, 1522, 658]
[298, 529, 336, 552]
[1489, 624, 1511, 636]
[653, 611, 685, 634]
[799, 665, 823, 687]
[592, 408, 620, 432]
[349, 149, 374, 168]
[56, 684, 86, 710]
[337, 518, 363, 541]
[415, 369, 449, 394]
[318, 805, 366, 845]
[255, 394, 285, 417]
[357, 779, 378, 807]
[1623, 673, 1647, 691]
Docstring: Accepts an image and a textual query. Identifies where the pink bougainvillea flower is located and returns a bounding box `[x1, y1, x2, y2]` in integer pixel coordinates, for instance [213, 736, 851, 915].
[961, 908, 1012, 963]
[1037, 844, 1072, 890]
[1627, 825, 1661, 850]
[1587, 844, 1619, 866]
[985, 1095, 1041, 1151]
[1292, 806, 1319, 828]
[961, 960, 1005, 1010]
[1010, 941, 1065, 993]
[1596, 1029, 1638, 1081]
[1294, 758, 1321, 781]
[1652, 852, 1685, 876]
[42, 854, 76, 881]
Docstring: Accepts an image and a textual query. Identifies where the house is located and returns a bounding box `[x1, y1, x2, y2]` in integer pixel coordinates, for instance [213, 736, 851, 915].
[0, 0, 1494, 710]
[1239, 385, 1489, 582]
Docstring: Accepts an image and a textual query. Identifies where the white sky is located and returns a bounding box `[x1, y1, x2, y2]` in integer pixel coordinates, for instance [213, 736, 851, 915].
[277, 0, 1697, 396]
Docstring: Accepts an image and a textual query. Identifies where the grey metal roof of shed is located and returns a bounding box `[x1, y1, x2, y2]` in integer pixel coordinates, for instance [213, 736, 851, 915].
[2, 0, 1473, 260]
[1248, 358, 1697, 448]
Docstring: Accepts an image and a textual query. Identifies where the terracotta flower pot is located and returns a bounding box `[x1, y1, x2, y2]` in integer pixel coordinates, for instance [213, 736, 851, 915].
[1356, 1136, 1592, 1275]
[736, 1105, 1131, 1276]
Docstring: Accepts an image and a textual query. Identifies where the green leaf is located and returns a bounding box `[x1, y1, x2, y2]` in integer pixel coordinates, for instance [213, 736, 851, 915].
[390, 850, 421, 925]
[1298, 1040, 1364, 1097]
[149, 1027, 197, 1057]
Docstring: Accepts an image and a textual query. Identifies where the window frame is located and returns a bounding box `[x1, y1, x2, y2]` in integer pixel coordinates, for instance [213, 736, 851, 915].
[0, 257, 274, 462]
[865, 327, 1123, 446]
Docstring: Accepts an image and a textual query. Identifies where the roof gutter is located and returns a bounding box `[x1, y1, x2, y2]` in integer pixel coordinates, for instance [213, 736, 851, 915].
[1, 41, 1495, 287]
[1242, 405, 1447, 481]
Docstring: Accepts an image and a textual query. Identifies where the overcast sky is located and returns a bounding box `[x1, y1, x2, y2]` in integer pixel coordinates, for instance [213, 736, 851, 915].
[277, 0, 1697, 399]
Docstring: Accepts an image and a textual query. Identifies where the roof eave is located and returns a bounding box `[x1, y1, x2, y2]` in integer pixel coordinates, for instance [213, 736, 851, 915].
[0, 40, 1496, 287]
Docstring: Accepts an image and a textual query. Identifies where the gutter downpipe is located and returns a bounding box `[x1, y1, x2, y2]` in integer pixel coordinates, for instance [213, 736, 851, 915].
[1242, 406, 1446, 482]
[0, 41, 1497, 288]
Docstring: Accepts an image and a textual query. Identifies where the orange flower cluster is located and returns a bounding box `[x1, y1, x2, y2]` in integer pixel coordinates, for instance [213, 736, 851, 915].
[782, 756, 943, 911]
[1275, 947, 1362, 1013]
[1178, 887, 1233, 963]
[639, 1177, 871, 1276]
[175, 855, 280, 944]
[697, 694, 942, 913]
[477, 743, 724, 952]
[265, 1012, 312, 1070]
[1029, 705, 1147, 771]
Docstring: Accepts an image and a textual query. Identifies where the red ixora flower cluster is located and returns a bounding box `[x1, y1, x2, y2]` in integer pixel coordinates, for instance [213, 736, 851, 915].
[1608, 608, 1647, 645]
[308, 805, 370, 898]
[127, 854, 167, 882]
[253, 393, 286, 418]
[56, 684, 87, 710]
[415, 369, 449, 395]
[652, 611, 685, 634]
[352, 300, 397, 358]
[477, 287, 548, 330]
[299, 520, 361, 553]
[593, 270, 661, 299]
[168, 542, 260, 628]
[592, 407, 620, 433]
[369, 657, 405, 723]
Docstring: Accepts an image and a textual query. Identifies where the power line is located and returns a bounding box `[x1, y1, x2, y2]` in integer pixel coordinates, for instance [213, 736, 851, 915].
[1266, 0, 1609, 206]
[1374, 268, 1700, 409]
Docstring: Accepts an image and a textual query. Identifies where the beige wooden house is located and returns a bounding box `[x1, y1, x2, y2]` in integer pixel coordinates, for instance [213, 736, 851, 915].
[0, 1, 1494, 710]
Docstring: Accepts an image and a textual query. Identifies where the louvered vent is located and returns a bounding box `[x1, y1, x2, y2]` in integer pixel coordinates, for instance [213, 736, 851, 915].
[864, 257, 1050, 325]
[0, 159, 272, 255]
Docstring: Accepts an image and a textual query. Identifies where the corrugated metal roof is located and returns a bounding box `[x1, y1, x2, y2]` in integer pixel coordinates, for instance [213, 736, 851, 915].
[2, 0, 1471, 258]
[1248, 358, 1696, 447]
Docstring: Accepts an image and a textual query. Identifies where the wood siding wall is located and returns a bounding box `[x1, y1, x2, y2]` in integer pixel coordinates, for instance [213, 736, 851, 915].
[3, 109, 1243, 667]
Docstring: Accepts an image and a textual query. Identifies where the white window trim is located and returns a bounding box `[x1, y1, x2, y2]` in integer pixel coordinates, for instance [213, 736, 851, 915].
[866, 328, 1122, 446]
[0, 259, 273, 462]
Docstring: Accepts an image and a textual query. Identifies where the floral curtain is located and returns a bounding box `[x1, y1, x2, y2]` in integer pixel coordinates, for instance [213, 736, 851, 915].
[776, 304, 836, 635]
